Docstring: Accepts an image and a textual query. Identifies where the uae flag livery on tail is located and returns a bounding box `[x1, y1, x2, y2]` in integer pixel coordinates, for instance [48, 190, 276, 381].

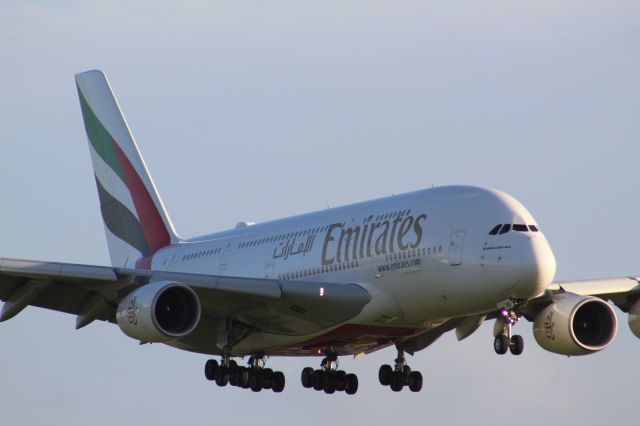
[75, 70, 179, 268]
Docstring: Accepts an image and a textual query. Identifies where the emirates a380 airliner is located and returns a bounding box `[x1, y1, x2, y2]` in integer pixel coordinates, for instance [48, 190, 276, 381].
[0, 70, 637, 395]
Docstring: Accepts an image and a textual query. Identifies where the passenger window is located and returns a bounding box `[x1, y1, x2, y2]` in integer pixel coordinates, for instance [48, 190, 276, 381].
[513, 224, 528, 232]
[529, 225, 539, 232]
[489, 225, 502, 235]
[498, 224, 511, 234]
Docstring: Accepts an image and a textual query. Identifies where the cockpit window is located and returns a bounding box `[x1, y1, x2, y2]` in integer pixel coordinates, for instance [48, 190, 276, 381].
[489, 223, 540, 235]
[489, 225, 502, 235]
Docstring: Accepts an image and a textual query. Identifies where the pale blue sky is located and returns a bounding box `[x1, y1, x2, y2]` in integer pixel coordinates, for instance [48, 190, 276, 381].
[1, 1, 639, 425]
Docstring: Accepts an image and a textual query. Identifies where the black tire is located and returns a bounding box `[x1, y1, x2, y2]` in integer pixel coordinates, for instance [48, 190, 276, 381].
[249, 369, 264, 389]
[494, 334, 509, 355]
[322, 371, 332, 390]
[408, 371, 423, 392]
[510, 334, 524, 355]
[262, 368, 274, 389]
[228, 360, 238, 369]
[336, 371, 347, 392]
[272, 371, 285, 393]
[379, 364, 393, 386]
[390, 371, 404, 392]
[215, 367, 230, 387]
[312, 370, 324, 391]
[301, 367, 314, 388]
[238, 367, 250, 388]
[204, 359, 218, 381]
[229, 370, 239, 387]
[345, 374, 358, 395]
[401, 366, 412, 385]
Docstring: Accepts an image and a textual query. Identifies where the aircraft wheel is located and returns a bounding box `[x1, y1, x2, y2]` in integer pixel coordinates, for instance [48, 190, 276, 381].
[509, 335, 524, 355]
[238, 367, 250, 388]
[379, 364, 393, 386]
[335, 371, 347, 391]
[204, 359, 218, 381]
[390, 372, 404, 392]
[301, 367, 314, 388]
[229, 369, 239, 386]
[494, 334, 509, 355]
[312, 370, 324, 391]
[215, 367, 230, 387]
[262, 368, 274, 389]
[272, 371, 285, 393]
[402, 365, 411, 381]
[408, 371, 423, 392]
[345, 374, 358, 395]
[249, 369, 264, 389]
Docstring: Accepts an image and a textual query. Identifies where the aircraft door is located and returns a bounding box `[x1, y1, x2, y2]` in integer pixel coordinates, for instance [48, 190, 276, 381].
[219, 243, 233, 273]
[265, 261, 275, 279]
[167, 254, 177, 271]
[449, 231, 465, 266]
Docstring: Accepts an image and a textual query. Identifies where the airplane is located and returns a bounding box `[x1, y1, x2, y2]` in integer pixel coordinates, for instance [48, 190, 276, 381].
[1, 69, 638, 395]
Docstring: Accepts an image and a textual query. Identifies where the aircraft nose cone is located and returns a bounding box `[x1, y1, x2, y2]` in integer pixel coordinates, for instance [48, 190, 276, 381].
[503, 236, 557, 299]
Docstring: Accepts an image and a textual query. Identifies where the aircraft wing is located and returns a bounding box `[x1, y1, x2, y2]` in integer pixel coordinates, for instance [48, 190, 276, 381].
[0, 257, 371, 336]
[512, 276, 640, 319]
[402, 276, 640, 355]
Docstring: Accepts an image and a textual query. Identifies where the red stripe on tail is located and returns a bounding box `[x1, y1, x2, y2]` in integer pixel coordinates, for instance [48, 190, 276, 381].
[112, 140, 170, 254]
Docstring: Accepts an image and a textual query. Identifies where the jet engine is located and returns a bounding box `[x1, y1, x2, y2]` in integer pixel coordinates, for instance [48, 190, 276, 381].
[627, 299, 640, 339]
[533, 292, 617, 356]
[116, 281, 201, 342]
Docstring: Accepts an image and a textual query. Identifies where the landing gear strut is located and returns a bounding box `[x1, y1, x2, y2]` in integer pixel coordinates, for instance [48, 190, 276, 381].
[379, 345, 423, 392]
[204, 354, 285, 393]
[301, 352, 358, 395]
[494, 308, 524, 355]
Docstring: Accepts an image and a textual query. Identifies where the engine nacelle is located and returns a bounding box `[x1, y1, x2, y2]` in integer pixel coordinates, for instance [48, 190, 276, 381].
[628, 299, 640, 339]
[533, 292, 617, 356]
[116, 281, 201, 342]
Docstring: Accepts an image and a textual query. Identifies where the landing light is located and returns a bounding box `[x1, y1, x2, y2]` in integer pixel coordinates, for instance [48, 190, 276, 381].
[319, 287, 325, 297]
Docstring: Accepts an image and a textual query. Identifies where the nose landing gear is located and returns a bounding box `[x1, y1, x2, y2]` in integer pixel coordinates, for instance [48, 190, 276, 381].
[494, 308, 524, 355]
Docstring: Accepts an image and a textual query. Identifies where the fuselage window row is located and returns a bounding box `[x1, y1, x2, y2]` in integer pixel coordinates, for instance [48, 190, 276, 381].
[277, 244, 433, 281]
[182, 247, 222, 261]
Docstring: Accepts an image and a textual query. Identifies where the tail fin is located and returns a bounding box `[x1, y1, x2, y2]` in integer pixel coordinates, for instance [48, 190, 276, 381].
[75, 70, 179, 268]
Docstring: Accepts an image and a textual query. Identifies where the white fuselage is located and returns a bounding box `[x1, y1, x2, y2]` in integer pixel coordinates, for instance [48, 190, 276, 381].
[151, 185, 557, 355]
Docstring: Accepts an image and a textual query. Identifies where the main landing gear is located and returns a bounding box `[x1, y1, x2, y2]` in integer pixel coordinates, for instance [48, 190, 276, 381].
[300, 353, 359, 395]
[493, 308, 524, 356]
[378, 345, 423, 392]
[204, 354, 285, 393]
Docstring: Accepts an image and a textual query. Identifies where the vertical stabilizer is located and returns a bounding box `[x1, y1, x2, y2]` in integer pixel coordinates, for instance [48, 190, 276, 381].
[75, 70, 179, 268]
